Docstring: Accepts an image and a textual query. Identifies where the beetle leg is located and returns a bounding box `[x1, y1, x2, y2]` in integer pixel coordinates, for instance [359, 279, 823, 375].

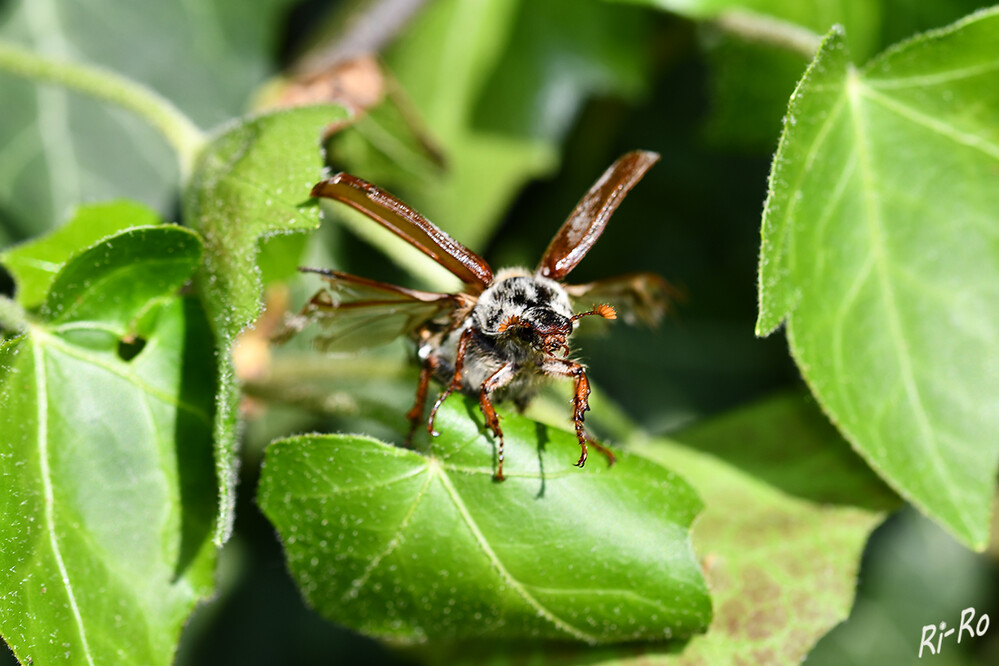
[479, 362, 518, 481]
[540, 358, 614, 469]
[583, 430, 617, 467]
[405, 354, 439, 446]
[428, 326, 475, 436]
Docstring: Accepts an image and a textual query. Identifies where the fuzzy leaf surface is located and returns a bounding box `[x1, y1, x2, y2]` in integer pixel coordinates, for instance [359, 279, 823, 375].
[757, 12, 999, 549]
[184, 103, 347, 542]
[258, 397, 711, 645]
[414, 394, 888, 664]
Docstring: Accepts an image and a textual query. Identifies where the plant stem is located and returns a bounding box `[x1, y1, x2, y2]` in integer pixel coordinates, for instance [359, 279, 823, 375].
[714, 10, 822, 57]
[0, 40, 207, 178]
[0, 295, 28, 333]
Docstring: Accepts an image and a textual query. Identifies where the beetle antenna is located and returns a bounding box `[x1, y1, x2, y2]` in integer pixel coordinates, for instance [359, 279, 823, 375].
[572, 304, 617, 322]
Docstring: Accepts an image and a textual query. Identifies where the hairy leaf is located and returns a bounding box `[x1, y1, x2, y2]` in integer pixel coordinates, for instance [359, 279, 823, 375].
[757, 11, 999, 549]
[403, 393, 888, 664]
[258, 397, 711, 645]
[0, 225, 216, 665]
[184, 104, 348, 543]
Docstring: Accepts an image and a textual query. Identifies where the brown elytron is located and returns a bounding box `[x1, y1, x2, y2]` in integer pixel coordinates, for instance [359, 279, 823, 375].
[292, 150, 670, 480]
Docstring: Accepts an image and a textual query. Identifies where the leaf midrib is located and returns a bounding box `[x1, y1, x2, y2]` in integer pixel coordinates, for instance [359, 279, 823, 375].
[33, 339, 96, 666]
[433, 462, 598, 643]
[844, 69, 975, 539]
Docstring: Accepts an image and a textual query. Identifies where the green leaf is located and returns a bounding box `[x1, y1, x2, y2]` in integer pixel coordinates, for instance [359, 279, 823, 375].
[757, 11, 999, 549]
[408, 393, 887, 664]
[41, 226, 201, 330]
[0, 0, 299, 238]
[0, 200, 160, 309]
[623, 435, 883, 663]
[0, 227, 216, 665]
[184, 103, 349, 543]
[258, 396, 711, 645]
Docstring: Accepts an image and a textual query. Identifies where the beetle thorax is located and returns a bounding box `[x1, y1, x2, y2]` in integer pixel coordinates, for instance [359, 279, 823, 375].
[472, 268, 574, 339]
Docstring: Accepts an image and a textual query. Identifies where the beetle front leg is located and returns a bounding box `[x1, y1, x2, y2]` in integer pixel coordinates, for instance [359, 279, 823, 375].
[541, 358, 614, 469]
[428, 326, 475, 436]
[479, 363, 518, 481]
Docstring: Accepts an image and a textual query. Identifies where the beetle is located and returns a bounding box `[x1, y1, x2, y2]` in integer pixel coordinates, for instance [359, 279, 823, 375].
[287, 150, 670, 480]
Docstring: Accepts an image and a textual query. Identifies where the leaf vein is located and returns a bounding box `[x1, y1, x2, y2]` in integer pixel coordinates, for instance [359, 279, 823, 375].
[434, 464, 597, 643]
[342, 467, 434, 602]
[847, 71, 975, 537]
[293, 465, 429, 499]
[866, 59, 999, 90]
[859, 84, 999, 161]
[37, 329, 211, 423]
[33, 341, 96, 666]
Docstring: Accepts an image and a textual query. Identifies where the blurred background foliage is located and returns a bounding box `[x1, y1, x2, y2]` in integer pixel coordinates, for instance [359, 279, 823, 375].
[1, 0, 997, 663]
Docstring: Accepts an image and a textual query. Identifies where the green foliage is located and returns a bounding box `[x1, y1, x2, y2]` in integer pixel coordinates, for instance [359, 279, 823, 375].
[808, 507, 999, 664]
[184, 104, 348, 542]
[1, 1, 998, 664]
[259, 397, 711, 644]
[626, 433, 882, 664]
[757, 10, 999, 550]
[370, 0, 655, 258]
[0, 217, 216, 666]
[412, 394, 887, 664]
[0, 0, 297, 239]
[0, 200, 159, 309]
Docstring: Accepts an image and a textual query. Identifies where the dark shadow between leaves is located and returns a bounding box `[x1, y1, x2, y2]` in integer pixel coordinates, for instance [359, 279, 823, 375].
[675, 391, 900, 512]
[172, 298, 218, 580]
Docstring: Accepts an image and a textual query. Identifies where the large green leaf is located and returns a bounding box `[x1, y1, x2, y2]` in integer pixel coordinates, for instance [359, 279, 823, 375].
[0, 224, 216, 665]
[406, 393, 888, 664]
[0, 0, 297, 241]
[184, 103, 348, 543]
[258, 396, 711, 644]
[757, 11, 999, 549]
